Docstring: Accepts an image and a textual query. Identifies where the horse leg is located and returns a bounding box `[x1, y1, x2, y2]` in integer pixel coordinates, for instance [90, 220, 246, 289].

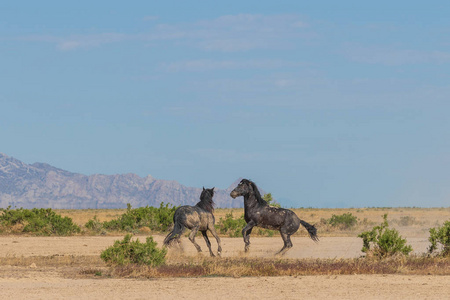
[188, 226, 202, 253]
[242, 220, 256, 252]
[163, 221, 185, 247]
[176, 236, 184, 251]
[276, 229, 293, 256]
[208, 226, 222, 257]
[201, 231, 215, 257]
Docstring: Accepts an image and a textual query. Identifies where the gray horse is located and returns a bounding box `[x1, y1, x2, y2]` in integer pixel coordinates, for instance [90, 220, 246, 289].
[163, 187, 222, 257]
[230, 179, 318, 255]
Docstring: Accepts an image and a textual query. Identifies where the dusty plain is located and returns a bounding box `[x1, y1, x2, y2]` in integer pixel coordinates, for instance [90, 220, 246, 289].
[0, 207, 449, 299]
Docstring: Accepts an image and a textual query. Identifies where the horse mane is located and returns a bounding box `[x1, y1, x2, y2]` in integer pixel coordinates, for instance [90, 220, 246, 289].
[242, 179, 267, 206]
[195, 188, 215, 213]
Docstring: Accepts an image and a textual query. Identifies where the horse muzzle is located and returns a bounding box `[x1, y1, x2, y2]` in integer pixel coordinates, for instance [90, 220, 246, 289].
[230, 191, 239, 199]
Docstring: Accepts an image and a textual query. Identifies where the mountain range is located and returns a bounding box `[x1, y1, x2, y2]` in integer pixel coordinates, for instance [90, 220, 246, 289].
[0, 153, 247, 209]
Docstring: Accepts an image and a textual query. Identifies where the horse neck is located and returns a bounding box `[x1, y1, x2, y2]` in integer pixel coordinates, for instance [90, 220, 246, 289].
[196, 197, 213, 213]
[243, 193, 261, 210]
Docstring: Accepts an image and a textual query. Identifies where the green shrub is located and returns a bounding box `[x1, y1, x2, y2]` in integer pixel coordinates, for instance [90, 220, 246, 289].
[86, 202, 177, 233]
[216, 212, 247, 237]
[328, 213, 358, 229]
[428, 221, 450, 257]
[394, 216, 421, 226]
[84, 215, 105, 234]
[255, 228, 275, 237]
[216, 212, 276, 237]
[263, 193, 280, 208]
[358, 214, 412, 258]
[0, 206, 81, 236]
[100, 234, 167, 266]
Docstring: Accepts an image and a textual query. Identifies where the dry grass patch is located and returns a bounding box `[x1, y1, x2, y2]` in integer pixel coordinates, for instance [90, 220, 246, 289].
[55, 209, 126, 227]
[103, 256, 450, 279]
[0, 254, 105, 268]
[54, 207, 450, 237]
[1, 252, 448, 279]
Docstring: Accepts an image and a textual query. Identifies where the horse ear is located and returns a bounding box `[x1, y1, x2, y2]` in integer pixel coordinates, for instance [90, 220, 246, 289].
[212, 187, 215, 191]
[203, 187, 205, 191]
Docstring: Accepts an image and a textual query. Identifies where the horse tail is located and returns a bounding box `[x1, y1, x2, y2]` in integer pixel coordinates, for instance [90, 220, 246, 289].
[163, 221, 185, 246]
[299, 219, 319, 242]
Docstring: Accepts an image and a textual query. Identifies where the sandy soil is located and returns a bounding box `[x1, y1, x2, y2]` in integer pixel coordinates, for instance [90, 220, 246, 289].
[0, 234, 448, 299]
[0, 235, 432, 258]
[0, 269, 448, 300]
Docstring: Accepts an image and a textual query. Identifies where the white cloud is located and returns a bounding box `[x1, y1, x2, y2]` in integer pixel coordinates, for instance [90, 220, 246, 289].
[343, 44, 450, 65]
[191, 148, 281, 163]
[58, 41, 82, 51]
[160, 59, 305, 72]
[143, 15, 159, 22]
[56, 33, 128, 50]
[20, 33, 129, 51]
[189, 14, 312, 52]
[18, 14, 312, 52]
[292, 21, 308, 28]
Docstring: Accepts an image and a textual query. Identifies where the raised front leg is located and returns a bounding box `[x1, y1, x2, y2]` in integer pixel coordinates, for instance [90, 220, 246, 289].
[242, 220, 256, 252]
[188, 226, 202, 252]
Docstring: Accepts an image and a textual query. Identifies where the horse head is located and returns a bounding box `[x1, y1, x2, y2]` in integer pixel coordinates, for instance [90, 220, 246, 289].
[201, 186, 215, 199]
[198, 187, 215, 212]
[230, 179, 253, 198]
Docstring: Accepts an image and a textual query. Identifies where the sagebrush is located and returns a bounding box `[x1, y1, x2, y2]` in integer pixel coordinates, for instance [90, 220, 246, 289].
[0, 206, 81, 236]
[327, 212, 358, 229]
[85, 203, 177, 233]
[263, 193, 280, 208]
[100, 234, 167, 266]
[216, 212, 275, 237]
[358, 214, 412, 258]
[216, 212, 246, 237]
[428, 220, 450, 257]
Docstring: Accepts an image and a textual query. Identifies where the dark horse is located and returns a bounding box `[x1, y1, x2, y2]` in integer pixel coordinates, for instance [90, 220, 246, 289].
[164, 187, 222, 257]
[230, 179, 318, 255]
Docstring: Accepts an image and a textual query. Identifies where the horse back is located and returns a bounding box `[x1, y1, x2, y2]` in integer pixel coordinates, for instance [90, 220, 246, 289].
[174, 205, 214, 231]
[256, 206, 300, 233]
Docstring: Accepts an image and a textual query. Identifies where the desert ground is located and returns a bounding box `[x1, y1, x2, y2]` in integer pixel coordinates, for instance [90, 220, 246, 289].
[0, 208, 449, 299]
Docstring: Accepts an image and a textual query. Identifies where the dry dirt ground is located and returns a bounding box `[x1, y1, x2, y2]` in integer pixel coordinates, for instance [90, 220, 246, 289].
[0, 234, 449, 299]
[1, 270, 448, 300]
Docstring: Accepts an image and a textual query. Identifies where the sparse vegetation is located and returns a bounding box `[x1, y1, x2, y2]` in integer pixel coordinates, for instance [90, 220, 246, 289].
[216, 212, 276, 237]
[263, 193, 280, 207]
[326, 213, 358, 229]
[392, 215, 422, 226]
[0, 206, 81, 235]
[358, 214, 412, 258]
[84, 215, 106, 235]
[104, 256, 450, 278]
[216, 212, 246, 237]
[51, 206, 449, 237]
[100, 234, 167, 266]
[318, 212, 360, 233]
[85, 203, 177, 234]
[428, 220, 450, 257]
[1, 254, 449, 278]
[0, 207, 449, 284]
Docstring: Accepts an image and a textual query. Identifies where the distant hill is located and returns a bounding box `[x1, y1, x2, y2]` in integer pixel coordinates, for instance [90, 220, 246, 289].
[0, 153, 247, 209]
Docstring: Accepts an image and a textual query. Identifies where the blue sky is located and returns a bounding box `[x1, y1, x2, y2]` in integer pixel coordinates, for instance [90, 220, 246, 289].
[1, 1, 450, 207]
